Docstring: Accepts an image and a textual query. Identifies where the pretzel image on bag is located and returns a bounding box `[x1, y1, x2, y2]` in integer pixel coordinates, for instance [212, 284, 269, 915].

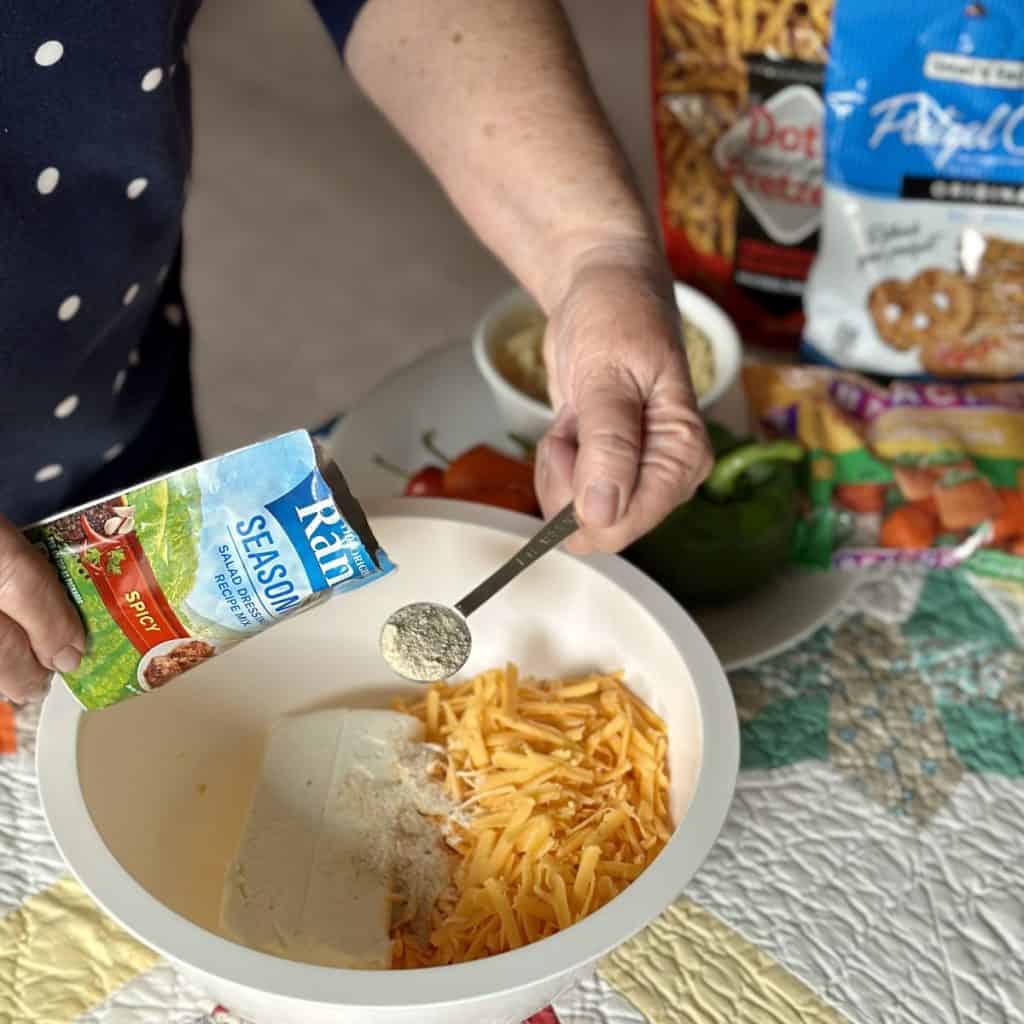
[650, 0, 833, 351]
[804, 1, 1024, 378]
[867, 268, 975, 353]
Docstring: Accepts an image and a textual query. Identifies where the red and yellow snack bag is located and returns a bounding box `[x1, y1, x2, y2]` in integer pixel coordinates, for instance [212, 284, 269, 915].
[744, 365, 1024, 581]
[650, 0, 832, 351]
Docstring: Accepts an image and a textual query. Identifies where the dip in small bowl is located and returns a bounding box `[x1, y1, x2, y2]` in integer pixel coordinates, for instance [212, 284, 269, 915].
[472, 283, 742, 442]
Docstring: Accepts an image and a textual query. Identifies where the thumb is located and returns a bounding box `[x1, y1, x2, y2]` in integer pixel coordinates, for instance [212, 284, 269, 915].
[571, 366, 643, 531]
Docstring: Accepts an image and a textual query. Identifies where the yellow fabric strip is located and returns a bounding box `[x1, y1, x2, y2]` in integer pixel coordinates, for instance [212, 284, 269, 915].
[600, 898, 847, 1024]
[0, 875, 159, 1023]
[0, 877, 845, 1023]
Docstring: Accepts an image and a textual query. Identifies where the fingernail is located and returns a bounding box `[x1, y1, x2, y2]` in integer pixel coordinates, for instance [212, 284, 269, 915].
[537, 450, 550, 493]
[583, 481, 621, 529]
[51, 645, 83, 675]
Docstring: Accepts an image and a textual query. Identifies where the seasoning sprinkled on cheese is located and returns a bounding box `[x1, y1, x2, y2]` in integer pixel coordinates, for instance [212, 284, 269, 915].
[391, 664, 673, 966]
[220, 708, 453, 968]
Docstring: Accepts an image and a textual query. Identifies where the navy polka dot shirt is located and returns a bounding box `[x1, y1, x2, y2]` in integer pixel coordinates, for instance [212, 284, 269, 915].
[1, 1, 368, 527]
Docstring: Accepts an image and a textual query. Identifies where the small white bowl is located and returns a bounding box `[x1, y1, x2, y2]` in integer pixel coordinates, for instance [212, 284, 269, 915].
[472, 283, 743, 443]
[37, 499, 738, 1024]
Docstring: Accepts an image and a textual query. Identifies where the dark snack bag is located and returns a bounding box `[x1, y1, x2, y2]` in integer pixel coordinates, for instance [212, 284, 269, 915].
[650, 0, 832, 350]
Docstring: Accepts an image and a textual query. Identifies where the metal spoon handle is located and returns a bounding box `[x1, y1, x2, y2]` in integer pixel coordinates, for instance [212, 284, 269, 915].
[454, 503, 579, 619]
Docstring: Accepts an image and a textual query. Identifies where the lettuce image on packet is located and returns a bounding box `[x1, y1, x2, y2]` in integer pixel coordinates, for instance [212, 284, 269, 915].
[24, 431, 394, 709]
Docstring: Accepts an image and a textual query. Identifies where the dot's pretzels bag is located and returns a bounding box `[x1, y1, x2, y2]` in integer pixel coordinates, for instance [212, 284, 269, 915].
[650, 0, 832, 351]
[23, 431, 395, 709]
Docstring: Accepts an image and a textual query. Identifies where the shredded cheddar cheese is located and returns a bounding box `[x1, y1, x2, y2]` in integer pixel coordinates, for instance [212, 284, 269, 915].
[390, 665, 672, 967]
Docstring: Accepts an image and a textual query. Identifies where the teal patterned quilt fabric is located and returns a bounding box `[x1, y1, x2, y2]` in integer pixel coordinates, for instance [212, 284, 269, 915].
[685, 568, 1024, 1023]
[732, 570, 1024, 821]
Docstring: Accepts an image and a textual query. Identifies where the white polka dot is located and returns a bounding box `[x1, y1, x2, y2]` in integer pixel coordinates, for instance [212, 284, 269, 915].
[53, 394, 79, 419]
[123, 283, 140, 305]
[164, 303, 184, 326]
[170, 63, 178, 77]
[103, 443, 125, 463]
[34, 41, 64, 67]
[36, 167, 60, 195]
[34, 464, 63, 483]
[156, 264, 170, 283]
[113, 369, 127, 395]
[140, 67, 163, 92]
[58, 295, 81, 321]
[126, 177, 148, 199]
[128, 348, 140, 366]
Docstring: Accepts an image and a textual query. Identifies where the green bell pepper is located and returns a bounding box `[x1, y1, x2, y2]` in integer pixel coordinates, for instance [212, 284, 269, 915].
[626, 422, 804, 606]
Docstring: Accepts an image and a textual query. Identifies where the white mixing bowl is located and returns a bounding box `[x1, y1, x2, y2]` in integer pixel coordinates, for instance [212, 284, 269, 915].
[38, 498, 738, 1024]
[472, 283, 743, 443]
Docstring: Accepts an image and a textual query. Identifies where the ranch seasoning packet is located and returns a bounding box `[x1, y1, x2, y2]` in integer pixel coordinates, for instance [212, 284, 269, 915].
[23, 431, 394, 710]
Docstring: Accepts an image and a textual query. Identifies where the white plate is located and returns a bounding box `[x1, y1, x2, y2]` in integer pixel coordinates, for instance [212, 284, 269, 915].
[328, 342, 856, 670]
[691, 569, 855, 671]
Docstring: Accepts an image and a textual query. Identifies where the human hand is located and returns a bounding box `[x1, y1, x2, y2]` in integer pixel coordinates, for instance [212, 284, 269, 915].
[0, 516, 84, 702]
[535, 240, 712, 555]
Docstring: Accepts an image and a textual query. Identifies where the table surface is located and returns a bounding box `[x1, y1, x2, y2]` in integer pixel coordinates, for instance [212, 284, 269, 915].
[3, 562, 1022, 1023]
[6, 400, 1024, 1022]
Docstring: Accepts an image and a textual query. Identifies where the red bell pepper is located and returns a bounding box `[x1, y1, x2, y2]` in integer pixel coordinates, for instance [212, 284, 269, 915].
[405, 465, 445, 497]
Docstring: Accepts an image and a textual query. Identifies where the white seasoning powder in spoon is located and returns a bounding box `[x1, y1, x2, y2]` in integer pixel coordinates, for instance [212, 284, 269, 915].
[380, 602, 472, 682]
[380, 504, 580, 683]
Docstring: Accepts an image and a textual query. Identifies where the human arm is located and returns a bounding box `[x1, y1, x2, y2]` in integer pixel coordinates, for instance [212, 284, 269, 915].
[345, 0, 711, 552]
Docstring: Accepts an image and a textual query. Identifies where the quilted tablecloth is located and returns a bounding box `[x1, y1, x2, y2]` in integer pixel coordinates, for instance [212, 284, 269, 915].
[1, 566, 1022, 1024]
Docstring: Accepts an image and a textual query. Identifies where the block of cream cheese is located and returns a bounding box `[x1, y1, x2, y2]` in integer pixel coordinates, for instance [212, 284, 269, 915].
[221, 708, 432, 969]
